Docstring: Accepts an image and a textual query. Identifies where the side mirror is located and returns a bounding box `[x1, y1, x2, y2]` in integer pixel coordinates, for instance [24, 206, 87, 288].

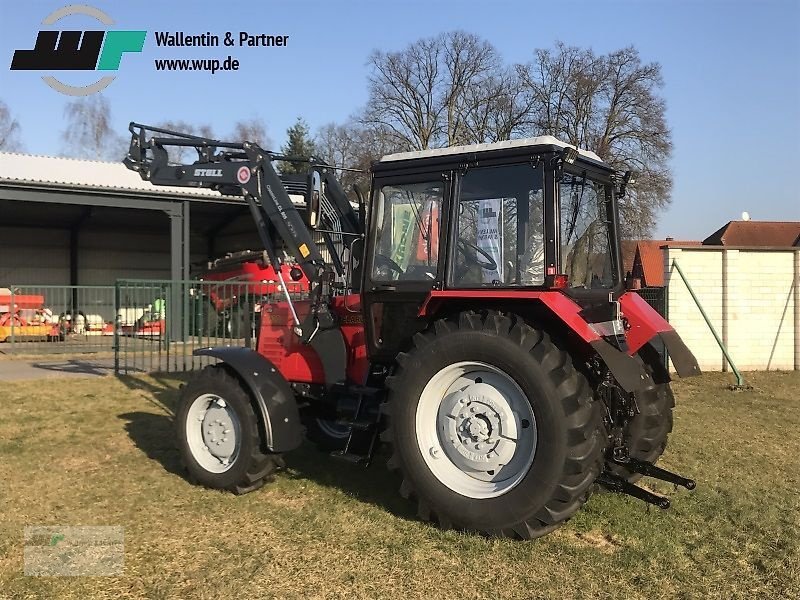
[289, 266, 304, 282]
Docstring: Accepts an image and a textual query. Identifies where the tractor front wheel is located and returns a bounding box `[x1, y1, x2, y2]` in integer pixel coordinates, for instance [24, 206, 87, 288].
[176, 365, 283, 494]
[383, 311, 604, 539]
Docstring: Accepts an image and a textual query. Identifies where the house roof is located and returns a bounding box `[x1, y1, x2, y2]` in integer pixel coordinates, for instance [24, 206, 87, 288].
[628, 239, 701, 287]
[703, 221, 800, 247]
[621, 240, 638, 277]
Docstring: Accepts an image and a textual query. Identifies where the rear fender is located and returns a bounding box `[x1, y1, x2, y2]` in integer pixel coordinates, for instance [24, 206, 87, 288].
[194, 346, 303, 452]
[619, 292, 701, 378]
[419, 291, 653, 393]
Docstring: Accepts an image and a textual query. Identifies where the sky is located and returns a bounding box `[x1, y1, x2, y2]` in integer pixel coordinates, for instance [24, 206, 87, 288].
[0, 0, 798, 240]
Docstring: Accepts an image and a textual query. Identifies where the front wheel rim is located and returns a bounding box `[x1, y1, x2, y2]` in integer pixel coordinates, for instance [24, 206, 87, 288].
[185, 393, 241, 473]
[315, 418, 351, 439]
[415, 361, 537, 499]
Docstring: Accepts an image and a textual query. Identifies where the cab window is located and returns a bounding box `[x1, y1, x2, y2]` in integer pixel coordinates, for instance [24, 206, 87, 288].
[452, 164, 544, 287]
[370, 181, 443, 282]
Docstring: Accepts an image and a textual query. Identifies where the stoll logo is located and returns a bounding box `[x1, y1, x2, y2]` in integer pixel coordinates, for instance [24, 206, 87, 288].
[10, 5, 146, 96]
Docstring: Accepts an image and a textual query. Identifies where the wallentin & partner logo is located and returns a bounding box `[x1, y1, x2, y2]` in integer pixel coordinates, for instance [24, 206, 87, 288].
[10, 5, 146, 96]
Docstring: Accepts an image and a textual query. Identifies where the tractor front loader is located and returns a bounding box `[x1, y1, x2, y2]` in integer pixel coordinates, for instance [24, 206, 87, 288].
[124, 123, 699, 539]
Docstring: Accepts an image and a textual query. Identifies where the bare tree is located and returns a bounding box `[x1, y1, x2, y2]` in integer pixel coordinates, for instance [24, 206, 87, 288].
[60, 95, 126, 160]
[0, 100, 22, 151]
[519, 43, 672, 237]
[315, 121, 401, 197]
[155, 120, 215, 162]
[363, 31, 523, 150]
[230, 118, 271, 148]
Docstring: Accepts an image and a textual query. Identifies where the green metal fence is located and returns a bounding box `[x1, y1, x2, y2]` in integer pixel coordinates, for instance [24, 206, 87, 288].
[113, 278, 308, 374]
[0, 285, 116, 356]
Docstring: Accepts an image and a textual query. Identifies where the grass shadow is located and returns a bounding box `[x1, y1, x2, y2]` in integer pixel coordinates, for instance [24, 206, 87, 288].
[117, 400, 415, 521]
[282, 445, 416, 522]
[118, 410, 184, 477]
[116, 372, 188, 477]
[30, 359, 113, 376]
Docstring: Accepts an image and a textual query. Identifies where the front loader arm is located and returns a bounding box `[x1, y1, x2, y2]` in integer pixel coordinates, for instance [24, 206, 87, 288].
[124, 122, 326, 282]
[123, 122, 349, 388]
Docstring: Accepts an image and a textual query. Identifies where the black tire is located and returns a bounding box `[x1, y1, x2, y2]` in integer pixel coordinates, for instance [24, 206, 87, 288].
[176, 365, 283, 494]
[607, 377, 674, 482]
[302, 414, 351, 451]
[382, 310, 605, 539]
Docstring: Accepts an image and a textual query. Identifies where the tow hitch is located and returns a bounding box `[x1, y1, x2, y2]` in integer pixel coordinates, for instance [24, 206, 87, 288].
[599, 457, 696, 509]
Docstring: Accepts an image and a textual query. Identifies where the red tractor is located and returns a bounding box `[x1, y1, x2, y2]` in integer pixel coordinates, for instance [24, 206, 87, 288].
[125, 123, 698, 539]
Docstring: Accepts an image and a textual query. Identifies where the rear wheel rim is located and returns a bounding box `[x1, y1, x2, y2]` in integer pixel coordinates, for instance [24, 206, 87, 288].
[185, 393, 241, 473]
[415, 361, 537, 499]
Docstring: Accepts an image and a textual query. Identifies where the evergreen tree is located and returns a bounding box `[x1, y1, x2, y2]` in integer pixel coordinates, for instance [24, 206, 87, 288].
[279, 117, 316, 174]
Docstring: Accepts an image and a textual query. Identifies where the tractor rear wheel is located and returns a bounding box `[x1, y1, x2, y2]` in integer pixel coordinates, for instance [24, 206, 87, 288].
[607, 376, 674, 482]
[176, 365, 283, 494]
[383, 311, 604, 539]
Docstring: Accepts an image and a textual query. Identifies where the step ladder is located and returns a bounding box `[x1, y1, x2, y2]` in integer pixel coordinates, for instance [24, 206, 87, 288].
[330, 385, 384, 466]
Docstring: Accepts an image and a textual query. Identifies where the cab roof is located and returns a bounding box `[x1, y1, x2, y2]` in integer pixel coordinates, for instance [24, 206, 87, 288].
[380, 135, 605, 165]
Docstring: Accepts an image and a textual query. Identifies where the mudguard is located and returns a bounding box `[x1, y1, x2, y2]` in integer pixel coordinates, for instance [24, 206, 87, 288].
[418, 290, 700, 393]
[194, 346, 303, 452]
[618, 293, 701, 378]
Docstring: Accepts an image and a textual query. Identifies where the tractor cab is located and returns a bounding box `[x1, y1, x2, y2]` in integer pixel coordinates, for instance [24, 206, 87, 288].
[363, 137, 621, 360]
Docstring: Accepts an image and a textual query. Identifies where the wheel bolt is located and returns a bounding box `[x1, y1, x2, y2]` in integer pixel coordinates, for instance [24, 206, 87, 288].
[429, 447, 439, 459]
[222, 438, 228, 442]
[223, 429, 231, 434]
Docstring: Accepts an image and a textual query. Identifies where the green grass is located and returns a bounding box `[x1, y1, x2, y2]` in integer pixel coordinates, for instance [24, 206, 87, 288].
[0, 371, 798, 599]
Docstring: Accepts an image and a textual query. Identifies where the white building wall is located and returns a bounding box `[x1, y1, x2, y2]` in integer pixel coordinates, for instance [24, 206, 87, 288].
[665, 247, 799, 371]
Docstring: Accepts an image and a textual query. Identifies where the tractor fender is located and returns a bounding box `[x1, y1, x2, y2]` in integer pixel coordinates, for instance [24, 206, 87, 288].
[193, 346, 303, 453]
[418, 290, 655, 393]
[618, 292, 701, 379]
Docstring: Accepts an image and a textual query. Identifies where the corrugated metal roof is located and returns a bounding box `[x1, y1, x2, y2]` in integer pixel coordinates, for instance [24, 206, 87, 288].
[0, 152, 243, 201]
[381, 136, 604, 164]
[703, 221, 800, 247]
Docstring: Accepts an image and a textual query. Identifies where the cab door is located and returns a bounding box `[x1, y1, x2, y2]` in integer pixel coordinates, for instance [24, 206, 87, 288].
[362, 172, 451, 362]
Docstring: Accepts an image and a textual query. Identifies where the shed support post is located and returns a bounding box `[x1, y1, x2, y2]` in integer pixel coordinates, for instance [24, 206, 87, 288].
[169, 203, 190, 343]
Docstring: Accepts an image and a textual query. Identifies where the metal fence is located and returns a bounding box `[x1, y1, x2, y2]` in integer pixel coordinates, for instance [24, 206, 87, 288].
[114, 278, 309, 374]
[1, 279, 308, 372]
[633, 286, 669, 368]
[0, 285, 116, 355]
[3, 279, 673, 374]
[633, 287, 667, 317]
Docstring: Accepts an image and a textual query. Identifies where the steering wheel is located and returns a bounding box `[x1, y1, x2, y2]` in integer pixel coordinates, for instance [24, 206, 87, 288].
[457, 238, 498, 271]
[373, 253, 404, 278]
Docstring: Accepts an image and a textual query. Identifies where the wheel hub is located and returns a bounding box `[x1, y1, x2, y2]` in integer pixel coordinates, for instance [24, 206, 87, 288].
[186, 394, 240, 473]
[201, 401, 237, 460]
[440, 382, 520, 479]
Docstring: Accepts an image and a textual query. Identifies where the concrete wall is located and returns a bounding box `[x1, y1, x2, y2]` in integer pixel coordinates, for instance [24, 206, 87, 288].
[665, 247, 799, 371]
